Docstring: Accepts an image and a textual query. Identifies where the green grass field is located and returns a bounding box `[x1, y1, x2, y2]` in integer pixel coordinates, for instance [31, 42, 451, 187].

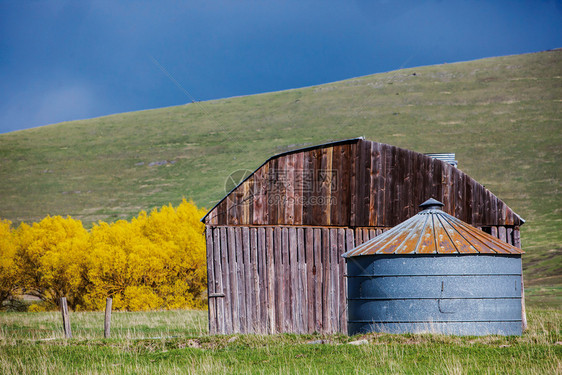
[0, 308, 560, 374]
[0, 50, 560, 291]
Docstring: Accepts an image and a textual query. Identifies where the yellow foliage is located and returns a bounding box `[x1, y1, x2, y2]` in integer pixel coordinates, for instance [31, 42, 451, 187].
[122, 286, 162, 311]
[0, 219, 18, 304]
[28, 303, 48, 312]
[84, 199, 207, 311]
[4, 199, 207, 312]
[15, 216, 90, 310]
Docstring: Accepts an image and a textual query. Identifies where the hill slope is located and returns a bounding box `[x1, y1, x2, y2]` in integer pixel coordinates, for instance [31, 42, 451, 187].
[0, 50, 560, 289]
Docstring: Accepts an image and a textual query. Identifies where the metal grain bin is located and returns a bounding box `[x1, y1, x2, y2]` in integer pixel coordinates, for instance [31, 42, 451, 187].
[343, 198, 524, 336]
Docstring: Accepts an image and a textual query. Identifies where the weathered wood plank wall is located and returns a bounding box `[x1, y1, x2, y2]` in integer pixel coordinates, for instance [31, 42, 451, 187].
[207, 226, 369, 334]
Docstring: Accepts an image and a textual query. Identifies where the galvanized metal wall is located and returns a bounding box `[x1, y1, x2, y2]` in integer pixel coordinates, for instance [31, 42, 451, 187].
[346, 254, 523, 336]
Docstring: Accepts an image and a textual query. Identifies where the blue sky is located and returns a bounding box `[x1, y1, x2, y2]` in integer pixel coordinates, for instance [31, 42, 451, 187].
[0, 0, 561, 133]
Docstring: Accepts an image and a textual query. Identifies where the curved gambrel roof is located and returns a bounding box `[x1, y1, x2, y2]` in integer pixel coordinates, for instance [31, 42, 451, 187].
[203, 138, 524, 228]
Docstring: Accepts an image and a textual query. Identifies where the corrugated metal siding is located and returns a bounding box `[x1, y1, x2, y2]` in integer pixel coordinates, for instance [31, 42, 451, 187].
[347, 255, 523, 336]
[425, 153, 458, 167]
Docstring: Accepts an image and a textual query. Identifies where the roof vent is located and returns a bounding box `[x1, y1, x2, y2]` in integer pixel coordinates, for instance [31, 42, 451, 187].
[419, 198, 444, 211]
[425, 153, 458, 167]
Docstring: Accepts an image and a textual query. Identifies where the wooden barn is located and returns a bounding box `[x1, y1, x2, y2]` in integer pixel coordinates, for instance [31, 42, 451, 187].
[202, 138, 525, 334]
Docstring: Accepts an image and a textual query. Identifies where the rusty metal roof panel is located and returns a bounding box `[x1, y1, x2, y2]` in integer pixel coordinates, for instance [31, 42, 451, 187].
[342, 199, 524, 257]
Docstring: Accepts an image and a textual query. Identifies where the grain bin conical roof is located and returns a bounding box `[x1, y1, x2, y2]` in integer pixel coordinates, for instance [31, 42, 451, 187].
[342, 198, 523, 257]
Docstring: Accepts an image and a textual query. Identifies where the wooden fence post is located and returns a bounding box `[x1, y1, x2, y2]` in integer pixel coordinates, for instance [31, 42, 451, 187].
[104, 297, 113, 338]
[60, 297, 72, 338]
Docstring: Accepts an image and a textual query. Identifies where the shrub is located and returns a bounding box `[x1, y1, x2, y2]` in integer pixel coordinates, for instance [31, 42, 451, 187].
[28, 303, 48, 312]
[6, 199, 207, 312]
[83, 199, 207, 311]
[15, 216, 90, 310]
[0, 219, 19, 305]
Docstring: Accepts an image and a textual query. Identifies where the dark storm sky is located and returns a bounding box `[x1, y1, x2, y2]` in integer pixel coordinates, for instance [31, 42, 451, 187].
[1, 0, 561, 133]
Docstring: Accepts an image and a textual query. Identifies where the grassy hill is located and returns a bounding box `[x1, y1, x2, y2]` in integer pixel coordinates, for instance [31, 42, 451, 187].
[0, 50, 560, 294]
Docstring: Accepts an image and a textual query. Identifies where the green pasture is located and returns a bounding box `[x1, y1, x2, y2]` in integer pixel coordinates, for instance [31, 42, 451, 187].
[0, 308, 560, 374]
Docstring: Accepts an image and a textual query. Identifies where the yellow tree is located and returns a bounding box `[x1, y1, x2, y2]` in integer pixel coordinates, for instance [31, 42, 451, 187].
[141, 199, 207, 309]
[85, 218, 165, 311]
[0, 219, 19, 305]
[84, 199, 207, 311]
[16, 216, 90, 310]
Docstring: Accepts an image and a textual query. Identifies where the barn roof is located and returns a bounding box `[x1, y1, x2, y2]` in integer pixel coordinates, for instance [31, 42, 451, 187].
[202, 138, 524, 228]
[342, 198, 524, 257]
